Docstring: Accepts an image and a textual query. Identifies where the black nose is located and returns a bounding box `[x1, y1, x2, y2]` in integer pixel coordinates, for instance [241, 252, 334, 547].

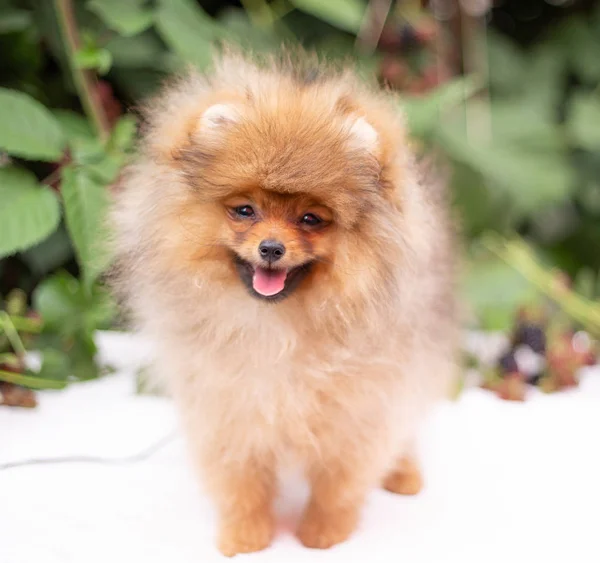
[258, 240, 286, 263]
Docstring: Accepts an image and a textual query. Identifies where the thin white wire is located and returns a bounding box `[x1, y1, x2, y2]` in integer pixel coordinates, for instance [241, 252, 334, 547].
[0, 430, 179, 472]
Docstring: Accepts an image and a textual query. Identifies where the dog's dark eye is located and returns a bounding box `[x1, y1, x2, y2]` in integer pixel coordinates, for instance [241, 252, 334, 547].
[234, 205, 255, 218]
[300, 213, 322, 226]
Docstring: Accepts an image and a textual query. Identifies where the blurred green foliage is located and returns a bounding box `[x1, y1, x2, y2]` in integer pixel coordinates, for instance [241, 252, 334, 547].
[0, 0, 600, 388]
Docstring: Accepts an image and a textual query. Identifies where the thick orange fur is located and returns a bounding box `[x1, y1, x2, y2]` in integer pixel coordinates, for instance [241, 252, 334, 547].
[110, 50, 458, 556]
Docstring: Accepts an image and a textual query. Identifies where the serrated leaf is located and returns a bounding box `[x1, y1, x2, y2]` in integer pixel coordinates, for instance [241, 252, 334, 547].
[61, 166, 111, 286]
[85, 152, 124, 184]
[290, 0, 365, 34]
[155, 0, 226, 68]
[0, 167, 61, 258]
[87, 0, 154, 37]
[566, 92, 600, 151]
[0, 88, 65, 160]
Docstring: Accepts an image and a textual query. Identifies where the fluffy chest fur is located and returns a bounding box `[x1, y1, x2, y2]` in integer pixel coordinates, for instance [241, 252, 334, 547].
[152, 286, 402, 463]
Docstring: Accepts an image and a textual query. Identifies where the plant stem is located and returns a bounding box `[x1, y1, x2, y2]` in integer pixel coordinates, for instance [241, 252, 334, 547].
[0, 312, 26, 357]
[356, 0, 393, 53]
[459, 1, 492, 144]
[240, 0, 275, 28]
[0, 369, 67, 390]
[53, 0, 110, 141]
[482, 234, 600, 337]
[0, 353, 22, 369]
[9, 315, 43, 334]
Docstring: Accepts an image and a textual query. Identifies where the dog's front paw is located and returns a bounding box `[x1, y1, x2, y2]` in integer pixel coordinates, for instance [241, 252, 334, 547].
[218, 512, 274, 557]
[382, 456, 423, 495]
[297, 504, 358, 549]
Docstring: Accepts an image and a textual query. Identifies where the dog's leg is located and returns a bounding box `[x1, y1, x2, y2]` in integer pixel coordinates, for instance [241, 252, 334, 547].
[382, 455, 423, 495]
[297, 460, 372, 549]
[205, 457, 276, 557]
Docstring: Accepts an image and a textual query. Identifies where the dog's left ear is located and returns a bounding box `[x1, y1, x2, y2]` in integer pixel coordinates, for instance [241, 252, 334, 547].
[336, 96, 379, 155]
[346, 116, 379, 154]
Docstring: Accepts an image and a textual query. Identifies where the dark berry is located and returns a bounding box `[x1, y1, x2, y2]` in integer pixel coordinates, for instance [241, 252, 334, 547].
[525, 373, 542, 386]
[498, 351, 518, 374]
[400, 25, 420, 51]
[513, 323, 546, 354]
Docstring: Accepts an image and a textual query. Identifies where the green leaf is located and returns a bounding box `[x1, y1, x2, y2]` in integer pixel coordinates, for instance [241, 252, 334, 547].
[155, 0, 226, 68]
[217, 8, 280, 52]
[20, 225, 74, 276]
[105, 32, 174, 69]
[61, 166, 111, 286]
[0, 167, 61, 258]
[290, 0, 365, 34]
[574, 268, 597, 300]
[85, 153, 124, 184]
[33, 271, 114, 339]
[462, 255, 536, 331]
[87, 0, 154, 37]
[107, 115, 137, 152]
[53, 110, 95, 142]
[489, 100, 564, 152]
[33, 272, 82, 332]
[566, 92, 600, 151]
[110, 67, 168, 99]
[452, 164, 507, 236]
[487, 32, 565, 116]
[553, 17, 600, 83]
[486, 31, 527, 95]
[0, 88, 65, 160]
[402, 76, 480, 139]
[75, 45, 113, 75]
[85, 285, 118, 330]
[438, 110, 574, 215]
[0, 8, 32, 34]
[519, 42, 566, 117]
[37, 348, 71, 381]
[70, 336, 100, 381]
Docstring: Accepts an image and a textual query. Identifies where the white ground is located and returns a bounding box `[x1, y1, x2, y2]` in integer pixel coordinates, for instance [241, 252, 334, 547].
[2, 332, 600, 563]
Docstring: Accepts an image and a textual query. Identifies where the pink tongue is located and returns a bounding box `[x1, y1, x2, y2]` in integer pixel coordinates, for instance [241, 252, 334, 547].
[252, 267, 287, 296]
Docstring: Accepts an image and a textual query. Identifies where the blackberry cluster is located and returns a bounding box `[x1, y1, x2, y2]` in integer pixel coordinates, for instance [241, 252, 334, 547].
[513, 323, 546, 354]
[498, 351, 518, 374]
[482, 308, 598, 401]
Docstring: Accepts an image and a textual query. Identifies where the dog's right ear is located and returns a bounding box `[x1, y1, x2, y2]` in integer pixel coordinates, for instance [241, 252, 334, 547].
[198, 103, 241, 134]
[149, 98, 242, 163]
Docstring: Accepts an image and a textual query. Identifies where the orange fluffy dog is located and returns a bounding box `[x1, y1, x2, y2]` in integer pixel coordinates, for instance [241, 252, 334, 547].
[111, 51, 457, 557]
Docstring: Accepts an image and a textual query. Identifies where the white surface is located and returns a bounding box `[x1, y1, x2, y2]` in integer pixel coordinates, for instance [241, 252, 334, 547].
[2, 332, 600, 563]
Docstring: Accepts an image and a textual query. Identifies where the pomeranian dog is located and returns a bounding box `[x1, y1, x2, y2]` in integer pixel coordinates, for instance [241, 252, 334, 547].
[110, 50, 457, 557]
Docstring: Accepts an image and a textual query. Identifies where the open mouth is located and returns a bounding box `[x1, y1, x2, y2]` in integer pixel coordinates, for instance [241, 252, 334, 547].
[232, 255, 313, 302]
